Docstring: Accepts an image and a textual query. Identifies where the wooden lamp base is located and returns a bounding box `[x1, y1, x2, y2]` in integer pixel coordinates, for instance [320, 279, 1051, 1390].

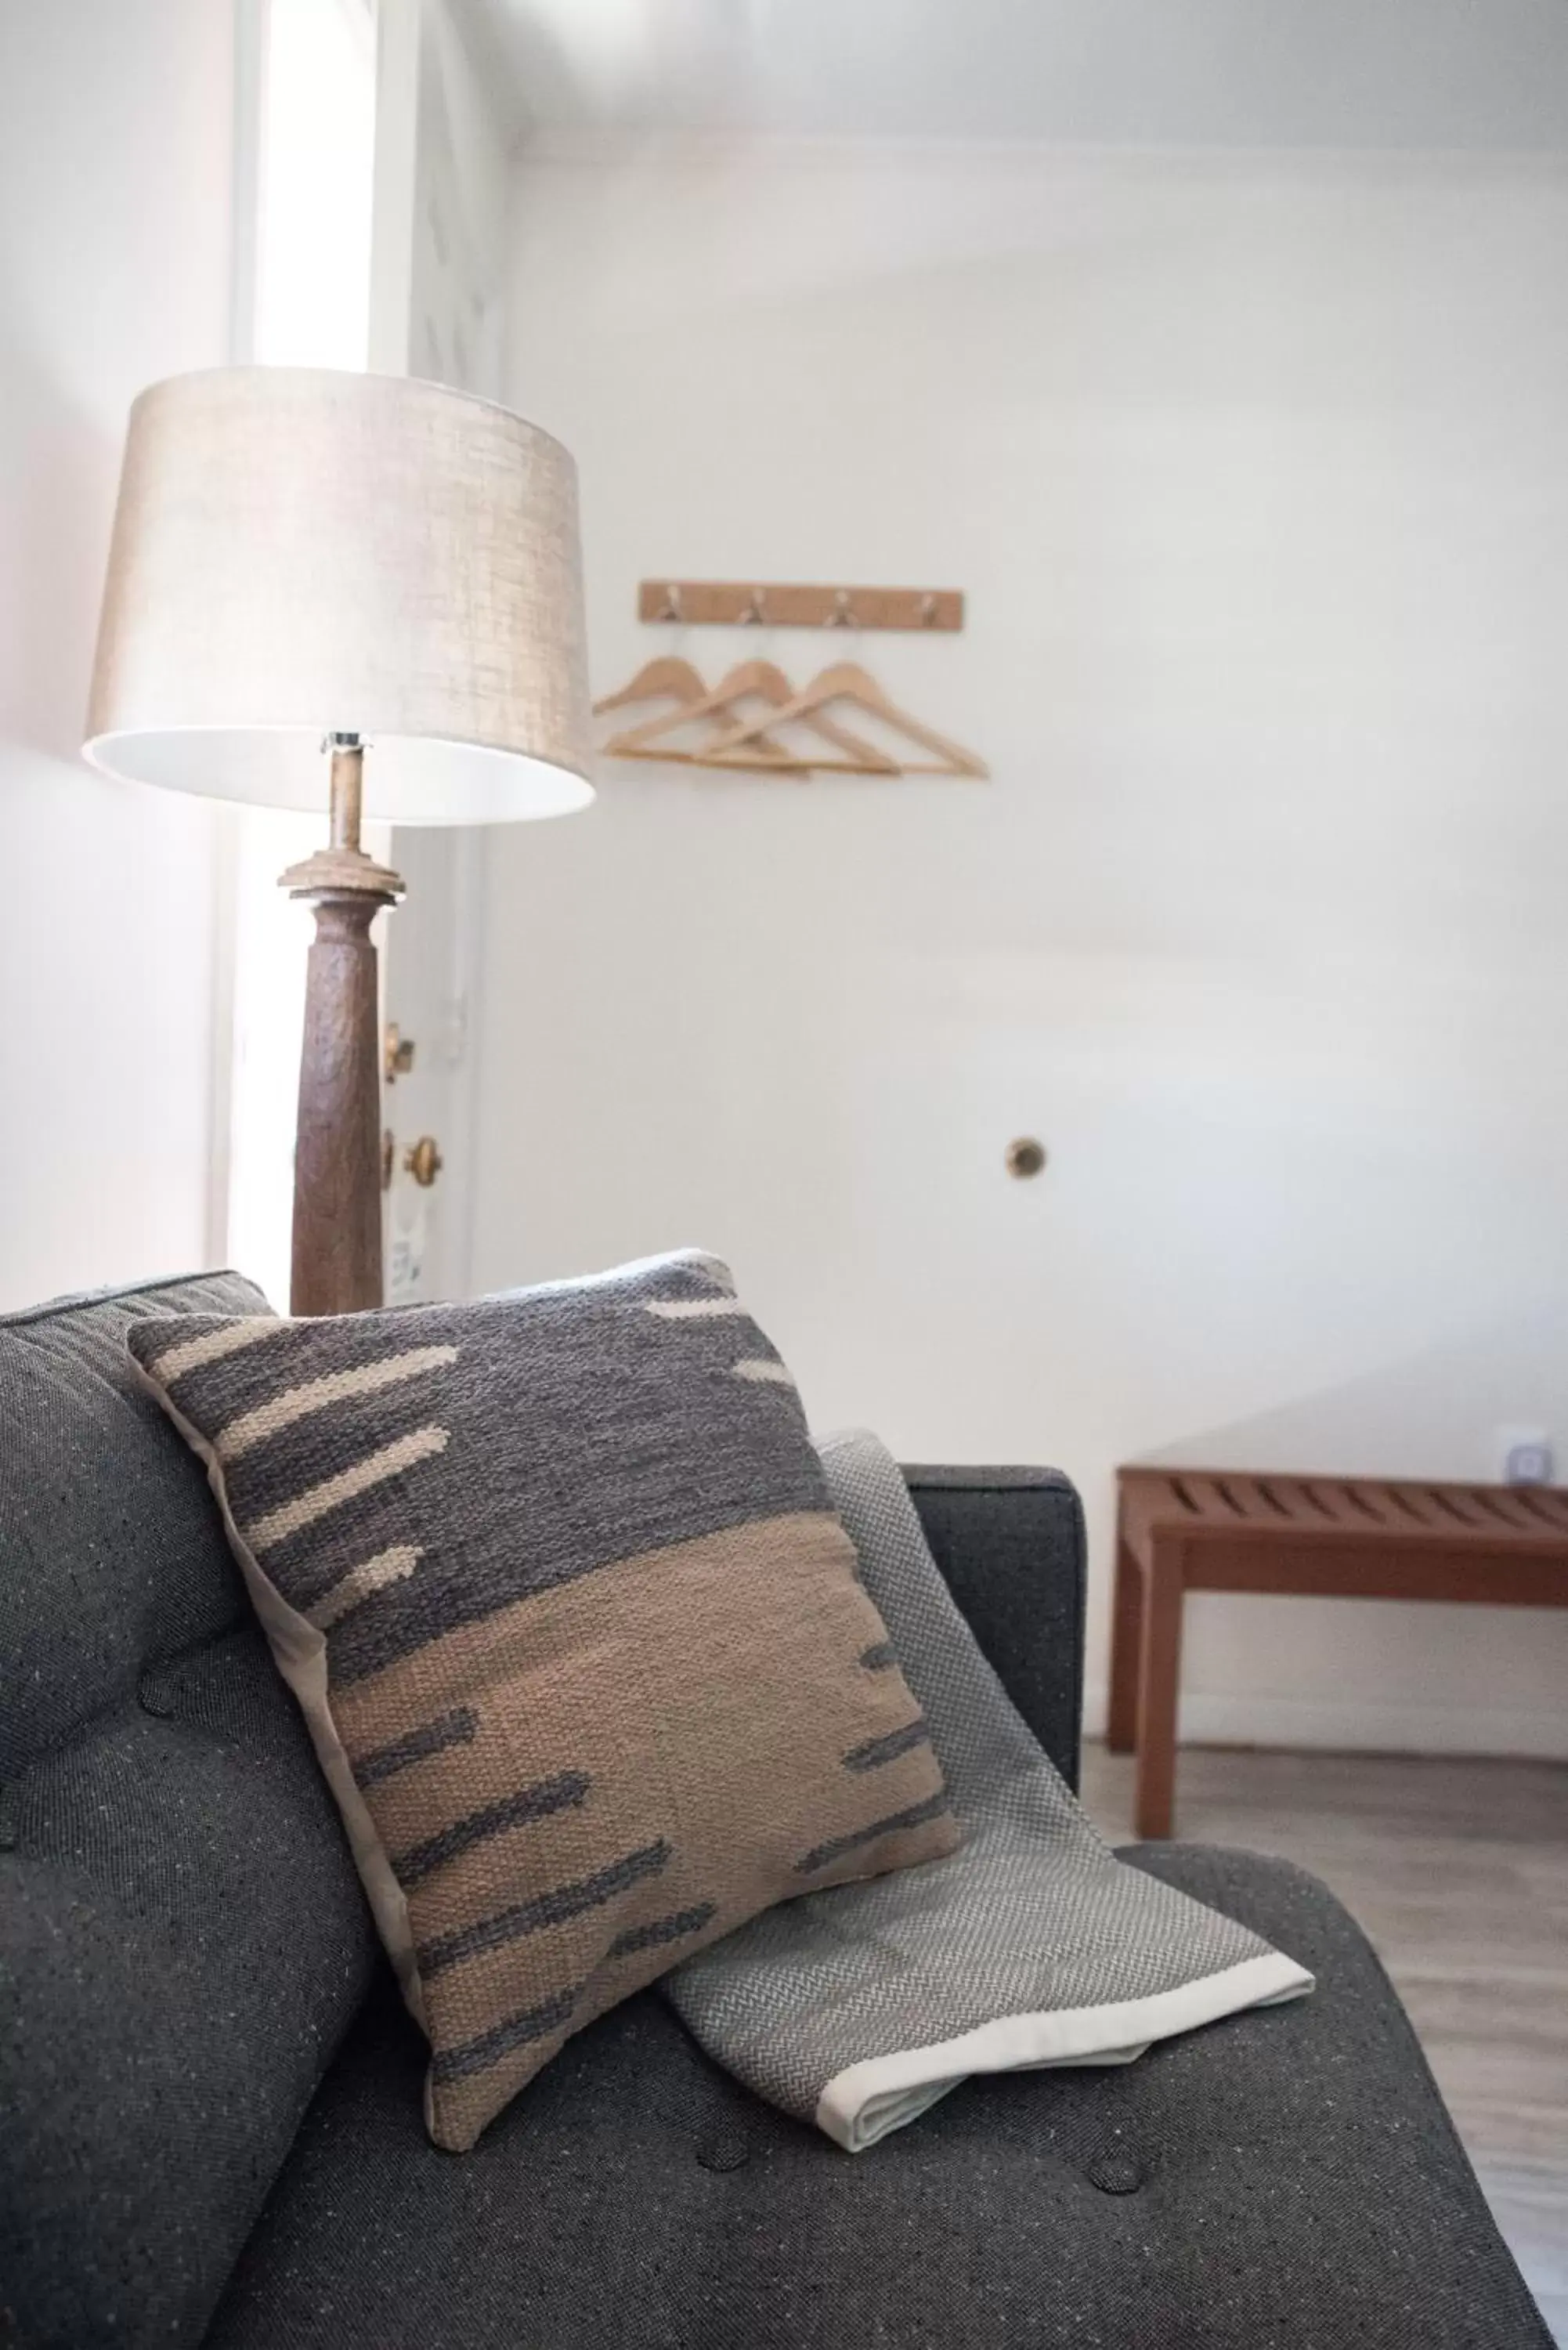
[280, 736, 404, 1316]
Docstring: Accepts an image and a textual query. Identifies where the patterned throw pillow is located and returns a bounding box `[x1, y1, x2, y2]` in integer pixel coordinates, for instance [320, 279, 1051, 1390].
[128, 1252, 956, 2151]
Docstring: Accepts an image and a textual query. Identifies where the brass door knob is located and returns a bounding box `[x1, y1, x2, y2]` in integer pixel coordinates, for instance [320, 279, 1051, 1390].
[384, 1023, 416, 1083]
[403, 1135, 443, 1188]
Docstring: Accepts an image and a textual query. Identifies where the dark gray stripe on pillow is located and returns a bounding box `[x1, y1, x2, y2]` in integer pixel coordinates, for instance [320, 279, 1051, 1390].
[355, 1707, 479, 1788]
[795, 1791, 951, 1875]
[858, 1640, 898, 1672]
[843, 1716, 931, 1773]
[431, 1986, 580, 2085]
[607, 1903, 717, 1959]
[417, 1839, 673, 1976]
[165, 1273, 840, 1692]
[391, 1772, 590, 1889]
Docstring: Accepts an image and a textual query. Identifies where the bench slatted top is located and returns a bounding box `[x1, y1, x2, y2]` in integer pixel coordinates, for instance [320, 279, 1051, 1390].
[1118, 1468, 1568, 1607]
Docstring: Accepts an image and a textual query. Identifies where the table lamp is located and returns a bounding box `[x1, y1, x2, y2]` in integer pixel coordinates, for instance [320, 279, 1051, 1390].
[83, 367, 593, 1316]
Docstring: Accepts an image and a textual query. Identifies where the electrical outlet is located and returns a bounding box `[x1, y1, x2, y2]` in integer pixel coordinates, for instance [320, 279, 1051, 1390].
[1494, 1425, 1554, 1486]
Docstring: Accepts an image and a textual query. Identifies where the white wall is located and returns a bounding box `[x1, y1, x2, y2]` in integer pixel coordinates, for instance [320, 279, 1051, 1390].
[0, 1, 234, 1310]
[482, 139, 1568, 1756]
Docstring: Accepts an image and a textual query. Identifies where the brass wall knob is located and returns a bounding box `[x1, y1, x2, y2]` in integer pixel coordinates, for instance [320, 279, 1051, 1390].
[403, 1135, 443, 1188]
[1005, 1137, 1047, 1180]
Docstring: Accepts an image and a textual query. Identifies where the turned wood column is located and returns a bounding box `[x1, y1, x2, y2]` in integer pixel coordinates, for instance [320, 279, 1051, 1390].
[280, 739, 404, 1317]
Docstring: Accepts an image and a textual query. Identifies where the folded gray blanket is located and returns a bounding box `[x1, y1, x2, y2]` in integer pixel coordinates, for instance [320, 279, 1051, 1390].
[667, 1430, 1312, 2150]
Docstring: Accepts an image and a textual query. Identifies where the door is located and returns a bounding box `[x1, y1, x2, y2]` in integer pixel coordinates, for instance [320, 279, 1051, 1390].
[369, 0, 511, 1302]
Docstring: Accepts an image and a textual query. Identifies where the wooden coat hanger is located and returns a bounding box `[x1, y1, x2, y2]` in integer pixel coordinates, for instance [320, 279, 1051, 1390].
[591, 656, 707, 718]
[702, 660, 988, 778]
[604, 660, 803, 768]
[605, 659, 901, 775]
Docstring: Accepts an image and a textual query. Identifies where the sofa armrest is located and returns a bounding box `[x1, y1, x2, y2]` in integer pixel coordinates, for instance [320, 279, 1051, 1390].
[901, 1466, 1086, 1790]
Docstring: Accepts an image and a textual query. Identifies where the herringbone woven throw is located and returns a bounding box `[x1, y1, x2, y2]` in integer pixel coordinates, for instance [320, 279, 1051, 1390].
[667, 1430, 1312, 2149]
[128, 1258, 956, 2150]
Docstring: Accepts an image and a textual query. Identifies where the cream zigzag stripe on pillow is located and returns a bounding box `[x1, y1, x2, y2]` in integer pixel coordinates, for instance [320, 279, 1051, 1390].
[215, 1345, 458, 1462]
[245, 1426, 450, 1551]
[733, 1360, 793, 1385]
[149, 1318, 283, 1384]
[308, 1543, 423, 1630]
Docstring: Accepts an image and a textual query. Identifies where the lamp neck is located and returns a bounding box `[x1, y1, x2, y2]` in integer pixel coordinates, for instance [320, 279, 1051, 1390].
[277, 732, 403, 906]
[327, 733, 364, 854]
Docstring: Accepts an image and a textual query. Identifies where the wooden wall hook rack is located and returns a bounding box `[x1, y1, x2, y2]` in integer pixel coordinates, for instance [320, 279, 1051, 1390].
[638, 580, 964, 633]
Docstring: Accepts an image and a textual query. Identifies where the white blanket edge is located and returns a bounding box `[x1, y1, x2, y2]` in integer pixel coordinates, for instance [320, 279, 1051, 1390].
[815, 1950, 1313, 2152]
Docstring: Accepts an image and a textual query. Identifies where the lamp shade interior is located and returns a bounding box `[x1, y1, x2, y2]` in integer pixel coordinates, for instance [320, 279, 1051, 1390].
[83, 725, 594, 826]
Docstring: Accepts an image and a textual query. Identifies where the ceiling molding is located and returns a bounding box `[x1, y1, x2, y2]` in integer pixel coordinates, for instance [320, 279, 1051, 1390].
[510, 123, 1568, 184]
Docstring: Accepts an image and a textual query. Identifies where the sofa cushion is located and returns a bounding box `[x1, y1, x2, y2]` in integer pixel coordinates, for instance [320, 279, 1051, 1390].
[0, 1273, 380, 2350]
[128, 1252, 956, 2152]
[204, 1845, 1550, 2350]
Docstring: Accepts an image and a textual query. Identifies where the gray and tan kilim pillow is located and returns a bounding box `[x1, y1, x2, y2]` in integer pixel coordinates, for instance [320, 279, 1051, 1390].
[128, 1251, 956, 2151]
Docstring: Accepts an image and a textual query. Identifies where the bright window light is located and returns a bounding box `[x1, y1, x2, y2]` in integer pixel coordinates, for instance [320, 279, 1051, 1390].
[226, 0, 378, 1311]
[254, 0, 377, 367]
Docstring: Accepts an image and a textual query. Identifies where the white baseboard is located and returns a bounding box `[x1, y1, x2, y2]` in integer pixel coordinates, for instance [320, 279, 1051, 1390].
[1081, 1686, 1568, 1761]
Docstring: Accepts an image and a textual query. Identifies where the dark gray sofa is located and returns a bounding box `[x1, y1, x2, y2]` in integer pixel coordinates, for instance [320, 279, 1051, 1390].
[1, 1272, 1552, 2350]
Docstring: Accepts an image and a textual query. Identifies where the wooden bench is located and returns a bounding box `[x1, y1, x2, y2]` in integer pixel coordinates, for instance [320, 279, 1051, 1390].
[1111, 1466, 1568, 1838]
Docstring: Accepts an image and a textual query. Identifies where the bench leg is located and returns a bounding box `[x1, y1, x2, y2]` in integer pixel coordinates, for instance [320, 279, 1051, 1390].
[1107, 1538, 1143, 1753]
[1134, 1543, 1184, 1841]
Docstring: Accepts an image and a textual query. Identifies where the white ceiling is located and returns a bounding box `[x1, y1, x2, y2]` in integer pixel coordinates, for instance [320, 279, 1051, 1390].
[474, 0, 1568, 151]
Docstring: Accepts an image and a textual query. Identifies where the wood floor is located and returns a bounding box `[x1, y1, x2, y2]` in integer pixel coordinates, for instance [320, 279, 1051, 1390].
[1081, 1741, 1568, 2345]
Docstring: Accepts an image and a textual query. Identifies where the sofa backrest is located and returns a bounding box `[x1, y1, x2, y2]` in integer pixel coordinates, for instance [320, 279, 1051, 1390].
[1, 1271, 380, 2350]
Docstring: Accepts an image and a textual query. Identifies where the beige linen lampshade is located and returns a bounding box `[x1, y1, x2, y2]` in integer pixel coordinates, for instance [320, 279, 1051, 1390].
[84, 366, 594, 824]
